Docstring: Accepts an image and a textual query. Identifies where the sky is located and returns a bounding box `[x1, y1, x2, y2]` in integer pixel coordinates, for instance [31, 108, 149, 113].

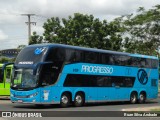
[0, 0, 159, 50]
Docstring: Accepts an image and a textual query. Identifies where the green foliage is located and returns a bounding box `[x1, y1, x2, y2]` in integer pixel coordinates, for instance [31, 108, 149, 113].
[30, 5, 160, 56]
[42, 13, 123, 51]
[17, 45, 26, 50]
[29, 32, 43, 45]
[0, 57, 15, 63]
[123, 5, 160, 56]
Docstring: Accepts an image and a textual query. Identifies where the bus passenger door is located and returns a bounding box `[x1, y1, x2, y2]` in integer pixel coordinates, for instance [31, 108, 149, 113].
[4, 68, 12, 95]
[40, 86, 53, 103]
[0, 67, 4, 95]
[39, 64, 58, 103]
[39, 71, 53, 103]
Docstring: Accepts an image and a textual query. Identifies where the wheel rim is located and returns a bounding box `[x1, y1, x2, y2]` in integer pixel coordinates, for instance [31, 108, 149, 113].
[131, 94, 136, 103]
[139, 94, 144, 101]
[75, 95, 82, 104]
[61, 95, 68, 104]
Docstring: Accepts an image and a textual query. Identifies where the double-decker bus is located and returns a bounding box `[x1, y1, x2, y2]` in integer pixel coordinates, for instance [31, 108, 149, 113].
[0, 64, 13, 96]
[7, 44, 158, 107]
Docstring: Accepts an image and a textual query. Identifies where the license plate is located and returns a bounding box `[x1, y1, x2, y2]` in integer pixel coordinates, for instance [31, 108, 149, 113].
[18, 100, 23, 103]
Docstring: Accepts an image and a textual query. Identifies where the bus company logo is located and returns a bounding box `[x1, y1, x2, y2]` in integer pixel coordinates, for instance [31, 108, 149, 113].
[81, 65, 113, 74]
[2, 112, 11, 117]
[137, 69, 148, 85]
[34, 47, 46, 55]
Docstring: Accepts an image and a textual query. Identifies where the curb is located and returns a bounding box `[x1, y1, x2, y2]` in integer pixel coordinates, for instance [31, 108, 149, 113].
[122, 106, 160, 111]
[0, 96, 10, 100]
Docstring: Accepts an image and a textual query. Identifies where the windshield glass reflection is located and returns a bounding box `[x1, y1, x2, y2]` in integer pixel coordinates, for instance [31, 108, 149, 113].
[11, 69, 38, 89]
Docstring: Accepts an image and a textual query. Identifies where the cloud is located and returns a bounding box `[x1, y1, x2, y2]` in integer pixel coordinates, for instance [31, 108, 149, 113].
[0, 0, 159, 50]
[0, 30, 8, 41]
[8, 0, 158, 18]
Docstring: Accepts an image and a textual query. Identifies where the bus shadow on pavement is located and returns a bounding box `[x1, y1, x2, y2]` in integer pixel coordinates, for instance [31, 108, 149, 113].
[12, 100, 158, 109]
[84, 101, 158, 107]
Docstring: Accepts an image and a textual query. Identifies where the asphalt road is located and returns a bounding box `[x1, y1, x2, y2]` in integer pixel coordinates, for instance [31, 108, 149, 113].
[0, 98, 160, 111]
[0, 98, 160, 120]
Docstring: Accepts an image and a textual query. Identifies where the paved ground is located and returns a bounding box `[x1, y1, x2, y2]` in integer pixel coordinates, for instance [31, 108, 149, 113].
[0, 98, 160, 111]
[0, 97, 160, 119]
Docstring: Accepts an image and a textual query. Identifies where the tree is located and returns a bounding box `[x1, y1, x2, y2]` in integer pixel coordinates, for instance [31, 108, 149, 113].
[42, 13, 123, 51]
[17, 45, 26, 49]
[29, 32, 43, 45]
[0, 57, 14, 63]
[123, 5, 160, 56]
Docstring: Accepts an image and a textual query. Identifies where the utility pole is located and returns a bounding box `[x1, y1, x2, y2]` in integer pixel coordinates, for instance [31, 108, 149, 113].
[21, 14, 36, 45]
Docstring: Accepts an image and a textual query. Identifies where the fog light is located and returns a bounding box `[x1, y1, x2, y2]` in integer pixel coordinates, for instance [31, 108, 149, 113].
[10, 93, 14, 97]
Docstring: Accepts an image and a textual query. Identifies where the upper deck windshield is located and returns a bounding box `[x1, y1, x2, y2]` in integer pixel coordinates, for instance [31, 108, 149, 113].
[15, 46, 48, 65]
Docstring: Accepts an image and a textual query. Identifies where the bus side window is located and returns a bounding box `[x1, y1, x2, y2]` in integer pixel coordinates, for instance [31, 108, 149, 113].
[96, 77, 104, 87]
[111, 77, 124, 87]
[65, 49, 76, 62]
[151, 59, 158, 69]
[103, 77, 112, 87]
[41, 64, 58, 86]
[113, 55, 121, 65]
[145, 59, 151, 68]
[140, 58, 146, 67]
[101, 54, 110, 64]
[74, 50, 83, 62]
[124, 78, 134, 87]
[84, 52, 98, 63]
[56, 48, 65, 61]
[131, 57, 141, 67]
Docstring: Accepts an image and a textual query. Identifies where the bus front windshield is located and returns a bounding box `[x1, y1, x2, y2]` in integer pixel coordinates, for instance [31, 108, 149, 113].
[11, 69, 38, 89]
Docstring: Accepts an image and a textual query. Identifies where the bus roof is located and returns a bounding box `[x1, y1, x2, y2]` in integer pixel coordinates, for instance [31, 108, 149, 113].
[27, 43, 158, 60]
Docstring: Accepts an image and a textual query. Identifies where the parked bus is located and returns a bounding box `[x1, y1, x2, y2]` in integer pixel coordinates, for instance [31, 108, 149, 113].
[6, 44, 158, 107]
[0, 63, 13, 96]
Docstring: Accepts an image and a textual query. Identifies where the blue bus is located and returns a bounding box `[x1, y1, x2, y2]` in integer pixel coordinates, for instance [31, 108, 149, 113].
[7, 44, 158, 107]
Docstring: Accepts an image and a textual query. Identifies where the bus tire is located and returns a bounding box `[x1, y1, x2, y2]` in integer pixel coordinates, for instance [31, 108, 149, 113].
[60, 93, 70, 107]
[130, 92, 137, 104]
[138, 92, 146, 104]
[74, 93, 84, 107]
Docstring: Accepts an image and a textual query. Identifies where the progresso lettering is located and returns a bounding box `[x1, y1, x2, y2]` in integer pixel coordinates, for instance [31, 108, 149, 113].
[81, 65, 113, 74]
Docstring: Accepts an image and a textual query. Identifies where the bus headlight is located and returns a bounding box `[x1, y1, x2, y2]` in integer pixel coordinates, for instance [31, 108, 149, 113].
[28, 92, 38, 98]
[10, 93, 14, 97]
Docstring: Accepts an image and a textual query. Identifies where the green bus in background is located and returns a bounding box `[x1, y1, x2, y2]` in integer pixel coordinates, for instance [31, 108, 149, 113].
[0, 63, 13, 96]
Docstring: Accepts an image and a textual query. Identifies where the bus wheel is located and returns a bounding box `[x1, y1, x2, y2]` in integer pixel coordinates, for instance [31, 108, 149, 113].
[60, 93, 70, 107]
[74, 93, 84, 107]
[130, 92, 137, 104]
[139, 93, 146, 104]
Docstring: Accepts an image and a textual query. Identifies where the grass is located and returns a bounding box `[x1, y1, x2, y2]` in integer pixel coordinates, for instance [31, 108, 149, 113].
[150, 108, 160, 112]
